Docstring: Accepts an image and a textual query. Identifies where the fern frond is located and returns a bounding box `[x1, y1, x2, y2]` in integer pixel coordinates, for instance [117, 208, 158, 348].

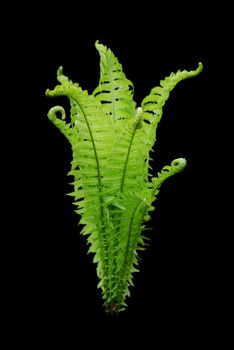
[140, 62, 203, 181]
[102, 106, 143, 195]
[46, 67, 116, 292]
[46, 42, 202, 314]
[93, 41, 136, 127]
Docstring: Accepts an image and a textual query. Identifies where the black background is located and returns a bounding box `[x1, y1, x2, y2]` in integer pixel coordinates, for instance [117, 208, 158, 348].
[4, 3, 224, 347]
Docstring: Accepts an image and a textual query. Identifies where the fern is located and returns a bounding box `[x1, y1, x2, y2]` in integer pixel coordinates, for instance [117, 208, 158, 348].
[46, 41, 203, 314]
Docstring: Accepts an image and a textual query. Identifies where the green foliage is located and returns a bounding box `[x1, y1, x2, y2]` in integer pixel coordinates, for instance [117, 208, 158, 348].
[46, 41, 203, 314]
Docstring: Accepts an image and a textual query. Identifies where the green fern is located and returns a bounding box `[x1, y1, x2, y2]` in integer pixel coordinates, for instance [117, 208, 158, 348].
[46, 41, 203, 314]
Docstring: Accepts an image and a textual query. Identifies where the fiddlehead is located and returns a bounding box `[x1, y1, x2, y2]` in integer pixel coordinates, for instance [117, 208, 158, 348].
[47, 106, 72, 140]
[151, 158, 187, 197]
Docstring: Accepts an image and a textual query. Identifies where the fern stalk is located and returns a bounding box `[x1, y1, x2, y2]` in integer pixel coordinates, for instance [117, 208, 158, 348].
[46, 41, 203, 313]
